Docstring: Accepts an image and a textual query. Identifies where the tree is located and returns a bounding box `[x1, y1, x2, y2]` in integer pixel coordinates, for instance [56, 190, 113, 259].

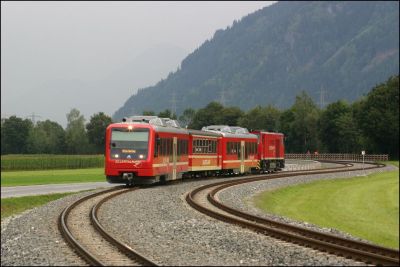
[319, 100, 361, 153]
[189, 102, 224, 129]
[354, 75, 399, 158]
[26, 120, 66, 154]
[279, 109, 296, 152]
[238, 105, 281, 131]
[86, 112, 113, 153]
[218, 106, 244, 126]
[65, 108, 91, 154]
[158, 109, 177, 119]
[142, 110, 155, 116]
[1, 116, 33, 154]
[178, 108, 196, 128]
[283, 91, 320, 152]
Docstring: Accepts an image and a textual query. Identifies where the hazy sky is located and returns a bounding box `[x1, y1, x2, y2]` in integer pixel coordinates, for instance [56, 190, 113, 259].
[1, 1, 276, 127]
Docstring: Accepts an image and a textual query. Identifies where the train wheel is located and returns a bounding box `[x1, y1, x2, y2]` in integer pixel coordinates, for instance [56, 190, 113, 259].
[159, 176, 166, 185]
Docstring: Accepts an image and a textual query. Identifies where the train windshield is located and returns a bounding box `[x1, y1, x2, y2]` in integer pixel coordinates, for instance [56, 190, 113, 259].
[110, 128, 149, 160]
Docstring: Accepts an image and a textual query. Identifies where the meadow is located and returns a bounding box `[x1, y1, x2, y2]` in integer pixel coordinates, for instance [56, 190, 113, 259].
[254, 166, 399, 249]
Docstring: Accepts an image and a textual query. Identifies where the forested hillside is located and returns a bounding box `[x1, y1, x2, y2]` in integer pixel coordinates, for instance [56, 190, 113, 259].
[114, 1, 399, 120]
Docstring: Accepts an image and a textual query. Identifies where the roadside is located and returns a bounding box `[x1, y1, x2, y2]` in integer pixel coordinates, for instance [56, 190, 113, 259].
[1, 182, 115, 198]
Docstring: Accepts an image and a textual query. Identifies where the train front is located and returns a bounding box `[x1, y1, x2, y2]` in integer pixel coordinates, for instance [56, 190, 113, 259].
[105, 122, 155, 185]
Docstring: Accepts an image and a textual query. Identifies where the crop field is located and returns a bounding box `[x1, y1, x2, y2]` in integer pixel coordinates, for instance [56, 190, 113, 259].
[254, 168, 399, 249]
[1, 168, 105, 187]
[1, 154, 104, 171]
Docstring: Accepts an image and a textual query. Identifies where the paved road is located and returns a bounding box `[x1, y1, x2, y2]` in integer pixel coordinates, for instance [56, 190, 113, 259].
[1, 182, 116, 198]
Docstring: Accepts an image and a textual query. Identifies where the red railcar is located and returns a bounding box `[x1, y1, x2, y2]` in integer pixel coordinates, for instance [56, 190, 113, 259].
[202, 126, 258, 174]
[105, 117, 285, 185]
[251, 130, 285, 171]
[105, 116, 189, 185]
[187, 129, 222, 176]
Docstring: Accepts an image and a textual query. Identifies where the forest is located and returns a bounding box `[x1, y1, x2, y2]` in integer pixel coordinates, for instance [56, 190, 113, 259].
[2, 75, 398, 158]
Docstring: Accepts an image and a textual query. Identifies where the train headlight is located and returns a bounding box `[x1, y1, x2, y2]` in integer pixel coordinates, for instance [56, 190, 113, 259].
[139, 154, 144, 159]
[128, 125, 133, 130]
[115, 154, 119, 158]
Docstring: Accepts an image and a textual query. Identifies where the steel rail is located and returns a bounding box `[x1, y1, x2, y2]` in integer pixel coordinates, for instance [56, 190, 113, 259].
[186, 161, 399, 266]
[91, 189, 158, 266]
[59, 186, 157, 266]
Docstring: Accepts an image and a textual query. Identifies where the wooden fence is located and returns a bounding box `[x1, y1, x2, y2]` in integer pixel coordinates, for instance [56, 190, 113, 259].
[286, 153, 389, 162]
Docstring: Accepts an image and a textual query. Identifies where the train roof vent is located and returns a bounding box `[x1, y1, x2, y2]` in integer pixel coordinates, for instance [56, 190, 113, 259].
[230, 127, 249, 134]
[161, 118, 181, 128]
[149, 117, 166, 127]
[122, 116, 158, 123]
[202, 125, 232, 133]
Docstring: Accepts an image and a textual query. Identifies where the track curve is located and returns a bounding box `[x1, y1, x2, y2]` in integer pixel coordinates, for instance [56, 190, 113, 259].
[59, 186, 158, 266]
[186, 161, 399, 266]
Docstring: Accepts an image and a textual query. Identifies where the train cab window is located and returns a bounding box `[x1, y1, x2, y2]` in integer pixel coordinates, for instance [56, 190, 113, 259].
[110, 128, 149, 160]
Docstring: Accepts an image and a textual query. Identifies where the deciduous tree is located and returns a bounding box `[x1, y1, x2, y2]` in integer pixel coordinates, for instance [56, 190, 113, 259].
[65, 108, 91, 154]
[86, 112, 113, 153]
[1, 116, 33, 154]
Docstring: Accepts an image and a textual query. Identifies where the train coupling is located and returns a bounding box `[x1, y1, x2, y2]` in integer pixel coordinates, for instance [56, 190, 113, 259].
[123, 172, 134, 186]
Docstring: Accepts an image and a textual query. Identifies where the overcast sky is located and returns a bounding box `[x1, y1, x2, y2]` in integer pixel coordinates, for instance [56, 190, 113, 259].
[1, 1, 276, 127]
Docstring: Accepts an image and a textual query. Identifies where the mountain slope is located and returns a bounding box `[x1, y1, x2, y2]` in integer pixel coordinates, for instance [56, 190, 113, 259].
[114, 1, 399, 120]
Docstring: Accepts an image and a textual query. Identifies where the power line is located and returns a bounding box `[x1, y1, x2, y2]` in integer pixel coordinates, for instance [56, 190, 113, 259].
[220, 88, 226, 106]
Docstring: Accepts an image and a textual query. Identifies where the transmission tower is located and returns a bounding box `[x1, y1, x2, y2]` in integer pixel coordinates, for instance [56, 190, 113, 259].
[26, 112, 42, 124]
[171, 90, 177, 118]
[319, 86, 328, 109]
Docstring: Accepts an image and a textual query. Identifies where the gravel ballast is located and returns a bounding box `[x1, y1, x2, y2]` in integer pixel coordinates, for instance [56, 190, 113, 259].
[1, 162, 396, 266]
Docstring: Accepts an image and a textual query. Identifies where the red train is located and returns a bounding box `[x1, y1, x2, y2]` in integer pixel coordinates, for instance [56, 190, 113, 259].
[105, 116, 285, 185]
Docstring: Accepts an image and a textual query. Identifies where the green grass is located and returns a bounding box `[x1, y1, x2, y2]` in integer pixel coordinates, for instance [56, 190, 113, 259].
[1, 192, 78, 220]
[254, 170, 399, 249]
[385, 161, 399, 168]
[1, 168, 105, 186]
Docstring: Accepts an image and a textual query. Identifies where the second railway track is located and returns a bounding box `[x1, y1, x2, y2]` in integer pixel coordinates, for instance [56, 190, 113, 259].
[59, 186, 157, 266]
[186, 161, 400, 266]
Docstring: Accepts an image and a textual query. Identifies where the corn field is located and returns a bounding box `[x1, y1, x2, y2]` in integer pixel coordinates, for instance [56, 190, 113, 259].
[1, 154, 104, 171]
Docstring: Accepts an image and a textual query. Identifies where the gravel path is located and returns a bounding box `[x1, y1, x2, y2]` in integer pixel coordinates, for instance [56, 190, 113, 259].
[1, 162, 396, 266]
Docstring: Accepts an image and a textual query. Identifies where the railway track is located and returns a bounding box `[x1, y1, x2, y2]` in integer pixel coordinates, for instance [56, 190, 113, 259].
[186, 161, 400, 266]
[59, 186, 157, 266]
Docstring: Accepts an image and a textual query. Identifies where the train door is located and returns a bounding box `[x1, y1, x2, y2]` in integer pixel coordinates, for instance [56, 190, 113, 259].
[172, 137, 177, 180]
[240, 140, 245, 173]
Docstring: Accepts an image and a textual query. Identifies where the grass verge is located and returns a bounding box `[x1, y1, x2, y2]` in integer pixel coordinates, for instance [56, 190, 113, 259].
[1, 192, 77, 220]
[254, 169, 399, 249]
[1, 168, 105, 187]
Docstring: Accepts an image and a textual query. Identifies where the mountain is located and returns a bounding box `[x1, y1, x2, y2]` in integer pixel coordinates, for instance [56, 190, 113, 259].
[113, 1, 399, 120]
